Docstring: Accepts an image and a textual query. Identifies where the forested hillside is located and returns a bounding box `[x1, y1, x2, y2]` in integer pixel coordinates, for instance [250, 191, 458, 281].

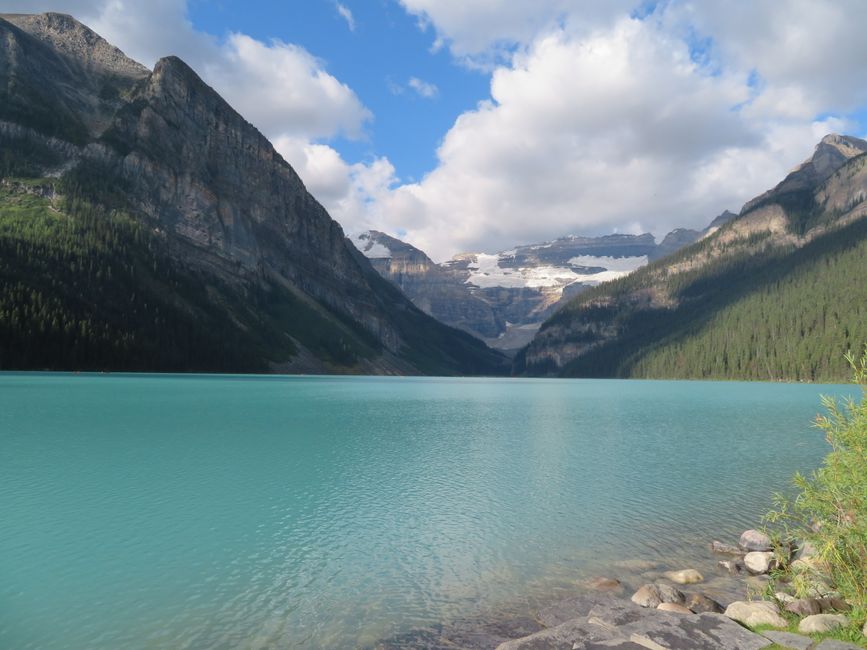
[519, 135, 867, 382]
[0, 13, 508, 375]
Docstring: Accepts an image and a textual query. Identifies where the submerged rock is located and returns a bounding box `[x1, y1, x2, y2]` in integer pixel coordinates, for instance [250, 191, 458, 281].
[585, 577, 623, 592]
[719, 559, 743, 575]
[712, 540, 745, 555]
[798, 613, 849, 634]
[740, 529, 773, 552]
[724, 600, 788, 628]
[663, 569, 703, 584]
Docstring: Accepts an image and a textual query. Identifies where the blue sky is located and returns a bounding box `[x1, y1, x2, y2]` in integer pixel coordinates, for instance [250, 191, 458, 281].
[188, 0, 489, 183]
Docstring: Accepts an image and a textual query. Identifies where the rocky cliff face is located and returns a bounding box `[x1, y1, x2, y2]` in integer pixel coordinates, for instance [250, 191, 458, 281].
[520, 134, 867, 377]
[0, 13, 507, 375]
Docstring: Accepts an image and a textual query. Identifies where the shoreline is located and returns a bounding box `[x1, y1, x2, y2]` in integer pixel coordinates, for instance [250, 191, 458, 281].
[373, 530, 865, 650]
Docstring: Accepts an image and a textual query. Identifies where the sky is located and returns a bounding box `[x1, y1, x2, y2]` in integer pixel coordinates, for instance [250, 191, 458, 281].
[4, 0, 867, 260]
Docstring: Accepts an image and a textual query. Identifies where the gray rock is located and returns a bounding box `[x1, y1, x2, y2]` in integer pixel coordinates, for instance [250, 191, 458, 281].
[795, 541, 818, 560]
[863, 619, 867, 637]
[817, 597, 850, 613]
[813, 641, 863, 650]
[498, 605, 773, 650]
[495, 616, 619, 650]
[537, 594, 619, 628]
[774, 592, 796, 604]
[724, 601, 788, 628]
[631, 585, 663, 608]
[712, 540, 745, 555]
[663, 569, 703, 584]
[718, 560, 743, 575]
[657, 602, 692, 614]
[654, 583, 686, 605]
[798, 613, 848, 634]
[785, 599, 822, 616]
[687, 593, 725, 614]
[744, 551, 777, 575]
[740, 530, 773, 552]
[760, 631, 813, 650]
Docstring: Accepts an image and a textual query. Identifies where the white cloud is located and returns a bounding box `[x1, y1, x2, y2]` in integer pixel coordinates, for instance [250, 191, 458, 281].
[323, 9, 866, 260]
[407, 77, 438, 98]
[398, 0, 634, 65]
[205, 33, 370, 140]
[335, 3, 355, 32]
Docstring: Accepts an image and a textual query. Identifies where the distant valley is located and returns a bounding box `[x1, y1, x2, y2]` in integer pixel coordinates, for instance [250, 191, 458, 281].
[352, 212, 733, 353]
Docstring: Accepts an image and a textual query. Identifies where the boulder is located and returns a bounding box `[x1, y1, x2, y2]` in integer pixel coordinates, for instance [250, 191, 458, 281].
[724, 600, 788, 628]
[798, 613, 848, 634]
[687, 593, 725, 614]
[631, 584, 663, 608]
[744, 551, 777, 574]
[740, 529, 773, 552]
[712, 540, 745, 555]
[657, 602, 692, 614]
[663, 569, 703, 584]
[785, 599, 822, 616]
[863, 619, 867, 637]
[761, 631, 813, 650]
[774, 592, 795, 604]
[814, 641, 863, 650]
[817, 597, 850, 613]
[655, 582, 686, 604]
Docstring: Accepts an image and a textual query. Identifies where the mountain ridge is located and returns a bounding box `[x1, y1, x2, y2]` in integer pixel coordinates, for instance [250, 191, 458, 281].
[0, 12, 508, 375]
[518, 133, 867, 381]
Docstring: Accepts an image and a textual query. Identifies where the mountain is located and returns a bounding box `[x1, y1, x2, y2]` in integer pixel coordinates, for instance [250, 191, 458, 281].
[518, 134, 867, 382]
[354, 220, 725, 353]
[0, 13, 508, 375]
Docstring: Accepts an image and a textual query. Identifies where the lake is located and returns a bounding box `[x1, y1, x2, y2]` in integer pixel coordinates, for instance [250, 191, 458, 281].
[0, 374, 852, 648]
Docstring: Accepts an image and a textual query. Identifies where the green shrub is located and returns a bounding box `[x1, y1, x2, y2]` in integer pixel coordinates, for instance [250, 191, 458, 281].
[766, 346, 867, 615]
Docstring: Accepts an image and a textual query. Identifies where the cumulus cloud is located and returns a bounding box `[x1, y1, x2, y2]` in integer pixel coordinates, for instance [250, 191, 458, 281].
[320, 4, 867, 260]
[398, 0, 634, 65]
[204, 34, 370, 140]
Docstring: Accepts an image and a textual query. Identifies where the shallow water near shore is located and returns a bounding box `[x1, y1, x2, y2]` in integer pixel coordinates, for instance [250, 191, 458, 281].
[0, 373, 854, 649]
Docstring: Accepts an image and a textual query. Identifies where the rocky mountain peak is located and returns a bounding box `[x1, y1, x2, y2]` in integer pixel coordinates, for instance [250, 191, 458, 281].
[1, 12, 148, 80]
[810, 133, 867, 179]
[742, 134, 867, 214]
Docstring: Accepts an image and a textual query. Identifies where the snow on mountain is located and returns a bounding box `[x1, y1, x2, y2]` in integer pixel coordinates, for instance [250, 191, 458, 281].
[351, 232, 392, 258]
[464, 252, 648, 291]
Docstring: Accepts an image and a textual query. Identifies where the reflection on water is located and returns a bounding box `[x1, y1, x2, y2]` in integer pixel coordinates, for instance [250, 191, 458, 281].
[0, 374, 849, 648]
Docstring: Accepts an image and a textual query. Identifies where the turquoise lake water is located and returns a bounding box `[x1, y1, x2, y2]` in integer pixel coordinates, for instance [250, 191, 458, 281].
[0, 374, 853, 648]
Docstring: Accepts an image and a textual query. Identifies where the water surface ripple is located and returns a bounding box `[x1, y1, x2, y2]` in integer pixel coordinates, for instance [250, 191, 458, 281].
[0, 374, 851, 648]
